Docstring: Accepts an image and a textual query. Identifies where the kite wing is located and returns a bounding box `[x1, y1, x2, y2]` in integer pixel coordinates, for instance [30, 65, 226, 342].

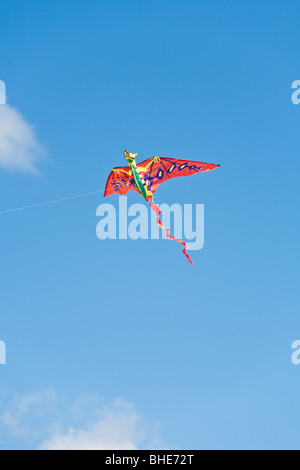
[104, 166, 138, 197]
[137, 157, 220, 194]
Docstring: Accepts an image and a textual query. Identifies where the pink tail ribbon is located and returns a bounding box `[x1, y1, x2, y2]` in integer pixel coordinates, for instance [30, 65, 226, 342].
[149, 203, 194, 264]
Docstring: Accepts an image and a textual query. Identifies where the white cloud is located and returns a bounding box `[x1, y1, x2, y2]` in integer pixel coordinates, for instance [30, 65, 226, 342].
[1, 389, 57, 439]
[40, 398, 145, 450]
[0, 104, 43, 173]
[0, 391, 165, 450]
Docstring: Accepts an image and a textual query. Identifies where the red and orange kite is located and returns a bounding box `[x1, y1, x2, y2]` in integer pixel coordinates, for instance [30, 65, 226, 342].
[104, 151, 220, 263]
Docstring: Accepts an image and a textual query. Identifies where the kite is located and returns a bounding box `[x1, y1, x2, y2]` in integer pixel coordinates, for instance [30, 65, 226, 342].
[104, 151, 220, 263]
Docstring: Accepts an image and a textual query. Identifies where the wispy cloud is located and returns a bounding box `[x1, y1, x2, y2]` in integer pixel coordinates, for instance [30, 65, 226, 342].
[0, 104, 43, 173]
[0, 390, 165, 450]
[40, 398, 146, 450]
[1, 390, 57, 440]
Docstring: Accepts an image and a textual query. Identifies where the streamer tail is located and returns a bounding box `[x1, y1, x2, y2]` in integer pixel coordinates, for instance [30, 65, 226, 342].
[149, 203, 194, 264]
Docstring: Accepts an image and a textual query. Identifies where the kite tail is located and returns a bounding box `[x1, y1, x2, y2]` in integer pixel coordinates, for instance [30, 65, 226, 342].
[149, 203, 194, 264]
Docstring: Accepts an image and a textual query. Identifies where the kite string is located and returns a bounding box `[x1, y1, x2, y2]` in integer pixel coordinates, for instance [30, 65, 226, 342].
[0, 189, 106, 215]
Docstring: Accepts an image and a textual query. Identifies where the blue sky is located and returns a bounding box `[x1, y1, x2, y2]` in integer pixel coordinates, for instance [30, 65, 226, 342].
[0, 0, 299, 450]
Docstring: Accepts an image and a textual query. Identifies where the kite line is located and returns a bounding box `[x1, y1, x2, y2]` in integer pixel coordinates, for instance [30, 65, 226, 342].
[0, 189, 106, 215]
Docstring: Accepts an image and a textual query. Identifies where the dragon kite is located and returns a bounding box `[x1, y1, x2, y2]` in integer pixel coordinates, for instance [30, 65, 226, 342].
[104, 151, 220, 263]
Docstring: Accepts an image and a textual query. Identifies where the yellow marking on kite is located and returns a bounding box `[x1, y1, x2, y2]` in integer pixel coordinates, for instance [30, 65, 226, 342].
[139, 157, 161, 173]
[113, 168, 132, 176]
[169, 164, 175, 173]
